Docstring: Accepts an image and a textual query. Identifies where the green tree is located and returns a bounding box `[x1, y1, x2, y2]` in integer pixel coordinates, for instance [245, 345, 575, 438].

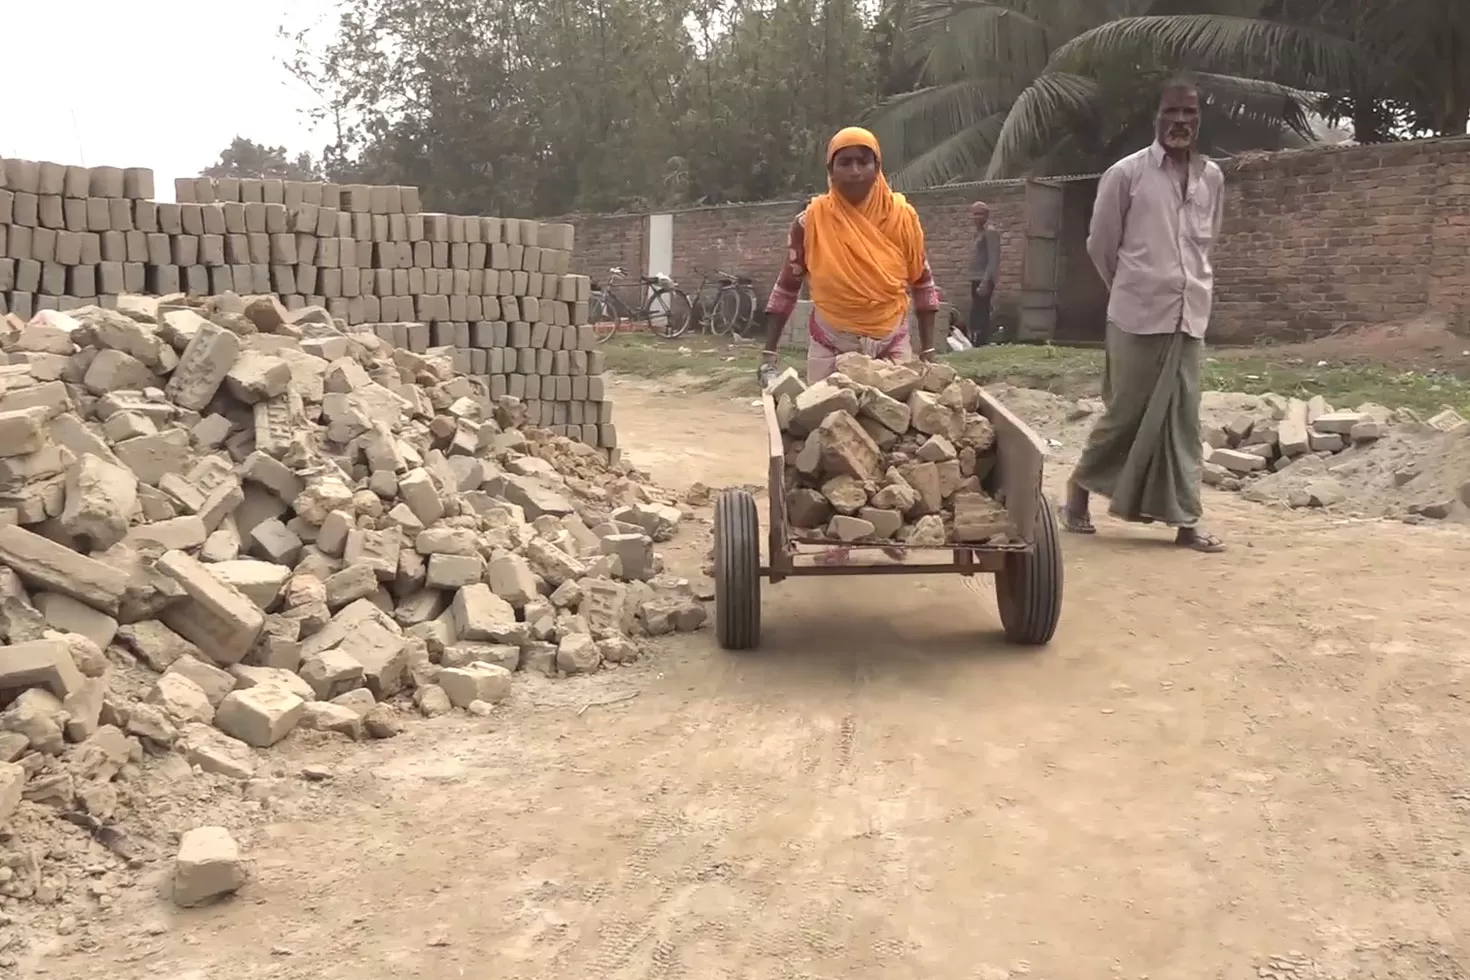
[284, 0, 882, 213]
[201, 137, 322, 181]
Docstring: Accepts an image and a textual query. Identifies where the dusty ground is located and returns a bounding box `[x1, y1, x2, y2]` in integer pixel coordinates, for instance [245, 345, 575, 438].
[27, 376, 1470, 980]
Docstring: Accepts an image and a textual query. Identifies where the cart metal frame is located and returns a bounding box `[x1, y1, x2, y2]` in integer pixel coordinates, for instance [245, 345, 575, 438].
[713, 389, 1064, 649]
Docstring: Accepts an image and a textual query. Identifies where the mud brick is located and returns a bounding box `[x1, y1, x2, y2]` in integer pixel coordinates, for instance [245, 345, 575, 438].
[122, 167, 154, 199]
[173, 177, 196, 203]
[123, 263, 145, 292]
[0, 525, 128, 614]
[508, 374, 526, 398]
[260, 179, 284, 205]
[157, 550, 265, 666]
[154, 203, 180, 235]
[514, 349, 534, 373]
[98, 230, 125, 262]
[0, 259, 11, 293]
[6, 225, 29, 260]
[187, 177, 214, 205]
[240, 202, 265, 234]
[208, 267, 234, 294]
[68, 265, 96, 297]
[147, 264, 180, 294]
[535, 349, 553, 374]
[0, 189, 13, 227]
[108, 198, 133, 231]
[271, 266, 297, 294]
[97, 260, 124, 290]
[144, 233, 169, 265]
[179, 203, 204, 235]
[200, 235, 225, 266]
[172, 235, 199, 265]
[12, 192, 39, 227]
[35, 194, 62, 229]
[354, 241, 373, 267]
[53, 231, 81, 266]
[370, 214, 389, 240]
[132, 200, 157, 233]
[263, 204, 288, 235]
[524, 375, 541, 399]
[39, 262, 64, 294]
[241, 233, 267, 263]
[295, 265, 317, 293]
[30, 229, 58, 264]
[587, 350, 606, 374]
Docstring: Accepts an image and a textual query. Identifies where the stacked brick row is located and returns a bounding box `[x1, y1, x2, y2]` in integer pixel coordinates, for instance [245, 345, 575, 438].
[0, 160, 611, 449]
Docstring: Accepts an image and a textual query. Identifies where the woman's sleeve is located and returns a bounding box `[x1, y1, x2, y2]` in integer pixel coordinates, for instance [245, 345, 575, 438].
[764, 213, 807, 316]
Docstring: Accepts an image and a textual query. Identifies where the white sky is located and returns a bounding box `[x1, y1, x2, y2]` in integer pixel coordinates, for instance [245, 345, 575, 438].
[2, 0, 337, 203]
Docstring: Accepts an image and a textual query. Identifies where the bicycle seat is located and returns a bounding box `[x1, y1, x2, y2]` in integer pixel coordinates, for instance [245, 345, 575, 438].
[735, 275, 753, 285]
[609, 266, 625, 277]
[716, 276, 735, 286]
[640, 275, 669, 285]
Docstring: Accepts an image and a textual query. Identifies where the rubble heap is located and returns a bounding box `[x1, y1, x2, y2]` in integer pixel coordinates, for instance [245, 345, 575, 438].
[770, 352, 1014, 546]
[0, 293, 705, 857]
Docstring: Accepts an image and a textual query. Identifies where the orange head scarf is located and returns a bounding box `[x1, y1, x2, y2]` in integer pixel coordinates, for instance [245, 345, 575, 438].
[803, 127, 927, 338]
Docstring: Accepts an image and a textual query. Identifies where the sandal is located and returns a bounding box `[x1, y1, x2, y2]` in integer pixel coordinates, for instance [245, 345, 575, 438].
[1175, 527, 1226, 553]
[813, 547, 852, 566]
[1057, 501, 1096, 535]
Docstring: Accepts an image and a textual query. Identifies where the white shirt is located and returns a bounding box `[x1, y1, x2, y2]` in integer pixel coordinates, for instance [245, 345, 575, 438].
[1086, 142, 1225, 339]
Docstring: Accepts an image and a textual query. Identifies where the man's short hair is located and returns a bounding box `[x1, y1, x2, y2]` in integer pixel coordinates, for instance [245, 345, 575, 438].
[1159, 74, 1199, 104]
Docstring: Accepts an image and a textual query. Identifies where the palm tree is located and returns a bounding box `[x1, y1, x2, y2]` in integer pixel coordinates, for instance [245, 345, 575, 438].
[868, 0, 1363, 186]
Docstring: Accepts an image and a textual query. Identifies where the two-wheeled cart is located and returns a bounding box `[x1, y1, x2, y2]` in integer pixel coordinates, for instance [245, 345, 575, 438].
[713, 388, 1063, 649]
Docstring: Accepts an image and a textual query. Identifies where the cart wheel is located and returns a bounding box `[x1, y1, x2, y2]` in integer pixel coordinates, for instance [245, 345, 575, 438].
[995, 494, 1063, 645]
[714, 488, 761, 650]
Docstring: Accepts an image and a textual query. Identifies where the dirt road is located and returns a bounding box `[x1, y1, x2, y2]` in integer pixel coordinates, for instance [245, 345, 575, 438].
[42, 378, 1470, 980]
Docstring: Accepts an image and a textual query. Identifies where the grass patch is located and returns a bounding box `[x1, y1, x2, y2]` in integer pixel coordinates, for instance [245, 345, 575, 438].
[601, 333, 1470, 415]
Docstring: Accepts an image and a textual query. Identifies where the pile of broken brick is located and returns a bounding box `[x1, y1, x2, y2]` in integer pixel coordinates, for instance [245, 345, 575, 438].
[1200, 394, 1393, 504]
[0, 292, 705, 855]
[772, 352, 1013, 546]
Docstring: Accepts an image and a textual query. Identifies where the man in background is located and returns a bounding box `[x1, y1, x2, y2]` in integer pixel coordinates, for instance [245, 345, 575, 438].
[968, 201, 1001, 346]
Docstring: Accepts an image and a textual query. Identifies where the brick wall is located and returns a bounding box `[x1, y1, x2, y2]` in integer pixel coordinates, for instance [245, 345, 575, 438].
[564, 136, 1470, 344]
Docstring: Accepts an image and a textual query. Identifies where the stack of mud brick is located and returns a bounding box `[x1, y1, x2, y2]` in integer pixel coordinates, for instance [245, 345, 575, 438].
[0, 158, 612, 451]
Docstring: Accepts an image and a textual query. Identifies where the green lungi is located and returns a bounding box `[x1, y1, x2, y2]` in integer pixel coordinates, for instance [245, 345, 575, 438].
[1072, 322, 1204, 527]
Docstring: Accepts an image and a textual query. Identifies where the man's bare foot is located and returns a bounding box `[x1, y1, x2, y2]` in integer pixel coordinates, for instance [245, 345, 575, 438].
[813, 547, 852, 566]
[1175, 527, 1225, 553]
[1058, 481, 1095, 534]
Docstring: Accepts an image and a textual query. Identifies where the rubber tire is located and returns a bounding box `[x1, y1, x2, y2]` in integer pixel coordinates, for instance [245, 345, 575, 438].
[710, 288, 742, 335]
[591, 293, 622, 344]
[653, 287, 695, 339]
[714, 489, 761, 650]
[995, 494, 1063, 645]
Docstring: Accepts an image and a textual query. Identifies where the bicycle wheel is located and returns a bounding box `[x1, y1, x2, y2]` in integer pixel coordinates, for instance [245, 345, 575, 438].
[709, 287, 742, 336]
[650, 287, 695, 339]
[589, 292, 623, 344]
[735, 285, 761, 337]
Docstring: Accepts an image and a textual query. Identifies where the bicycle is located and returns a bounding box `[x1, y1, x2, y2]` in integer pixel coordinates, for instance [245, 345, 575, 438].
[688, 267, 760, 336]
[589, 266, 695, 343]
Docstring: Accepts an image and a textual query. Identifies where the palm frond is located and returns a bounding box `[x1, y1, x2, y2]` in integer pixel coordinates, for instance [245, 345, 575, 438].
[1191, 71, 1316, 140]
[867, 80, 1009, 161]
[904, 0, 1052, 88]
[1045, 15, 1366, 92]
[984, 72, 1102, 178]
[889, 112, 1008, 189]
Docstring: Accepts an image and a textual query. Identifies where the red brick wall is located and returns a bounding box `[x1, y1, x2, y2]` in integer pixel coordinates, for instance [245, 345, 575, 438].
[565, 137, 1470, 344]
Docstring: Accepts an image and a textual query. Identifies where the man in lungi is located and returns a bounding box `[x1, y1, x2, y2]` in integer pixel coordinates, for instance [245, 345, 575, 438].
[1059, 76, 1227, 553]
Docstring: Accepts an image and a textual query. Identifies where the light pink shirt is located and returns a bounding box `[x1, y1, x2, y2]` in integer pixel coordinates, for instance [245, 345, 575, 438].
[1086, 142, 1224, 339]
